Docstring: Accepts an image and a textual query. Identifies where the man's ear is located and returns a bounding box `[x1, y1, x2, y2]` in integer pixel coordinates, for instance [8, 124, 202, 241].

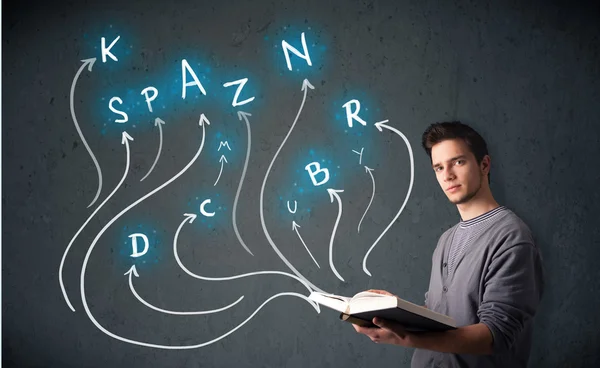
[481, 155, 491, 175]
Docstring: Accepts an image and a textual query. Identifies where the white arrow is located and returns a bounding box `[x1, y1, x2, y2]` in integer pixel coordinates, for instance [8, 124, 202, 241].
[363, 120, 414, 277]
[232, 111, 254, 256]
[125, 265, 244, 315]
[104, 277, 311, 348]
[326, 188, 345, 282]
[358, 166, 376, 233]
[80, 114, 215, 348]
[70, 58, 103, 208]
[140, 118, 165, 182]
[59, 131, 132, 312]
[292, 221, 320, 268]
[259, 79, 325, 293]
[173, 214, 318, 309]
[213, 155, 228, 186]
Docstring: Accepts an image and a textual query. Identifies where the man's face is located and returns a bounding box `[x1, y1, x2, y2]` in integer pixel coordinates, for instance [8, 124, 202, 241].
[431, 139, 486, 205]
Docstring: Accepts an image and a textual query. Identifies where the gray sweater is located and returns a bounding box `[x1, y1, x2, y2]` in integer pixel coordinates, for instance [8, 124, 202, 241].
[411, 207, 545, 367]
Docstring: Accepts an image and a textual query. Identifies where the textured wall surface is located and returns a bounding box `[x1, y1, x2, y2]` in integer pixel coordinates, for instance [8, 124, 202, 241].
[3, 0, 600, 367]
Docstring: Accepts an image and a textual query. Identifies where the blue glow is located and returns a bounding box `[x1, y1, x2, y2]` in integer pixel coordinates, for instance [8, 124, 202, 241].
[329, 90, 385, 168]
[264, 23, 329, 82]
[81, 24, 136, 74]
[117, 220, 164, 272]
[206, 63, 264, 114]
[274, 146, 350, 218]
[94, 54, 219, 139]
[92, 38, 264, 138]
[184, 190, 231, 231]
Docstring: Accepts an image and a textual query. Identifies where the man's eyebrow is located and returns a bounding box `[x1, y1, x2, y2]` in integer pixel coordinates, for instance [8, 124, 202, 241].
[432, 155, 467, 168]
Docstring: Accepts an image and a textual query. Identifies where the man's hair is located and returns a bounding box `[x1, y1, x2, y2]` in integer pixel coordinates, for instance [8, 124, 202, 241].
[421, 121, 490, 182]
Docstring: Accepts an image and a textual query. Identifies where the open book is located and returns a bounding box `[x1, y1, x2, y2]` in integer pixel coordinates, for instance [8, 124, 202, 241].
[309, 291, 457, 332]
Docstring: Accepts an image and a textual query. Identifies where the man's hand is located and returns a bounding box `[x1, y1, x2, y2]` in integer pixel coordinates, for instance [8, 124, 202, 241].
[365, 289, 396, 296]
[351, 289, 493, 354]
[352, 289, 415, 346]
[352, 317, 415, 347]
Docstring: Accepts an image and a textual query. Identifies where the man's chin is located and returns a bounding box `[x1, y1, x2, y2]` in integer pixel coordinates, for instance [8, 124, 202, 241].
[448, 197, 464, 205]
[448, 191, 477, 205]
[445, 192, 463, 204]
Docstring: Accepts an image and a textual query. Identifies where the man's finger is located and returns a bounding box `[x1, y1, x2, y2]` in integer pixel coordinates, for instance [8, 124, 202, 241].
[353, 324, 371, 333]
[372, 317, 387, 328]
[367, 289, 391, 295]
[354, 325, 378, 334]
[372, 317, 407, 337]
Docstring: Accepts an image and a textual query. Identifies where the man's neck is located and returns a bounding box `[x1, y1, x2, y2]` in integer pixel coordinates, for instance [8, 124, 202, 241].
[456, 188, 499, 221]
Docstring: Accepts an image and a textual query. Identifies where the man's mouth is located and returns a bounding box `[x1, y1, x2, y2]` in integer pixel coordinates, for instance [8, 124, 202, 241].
[447, 185, 461, 192]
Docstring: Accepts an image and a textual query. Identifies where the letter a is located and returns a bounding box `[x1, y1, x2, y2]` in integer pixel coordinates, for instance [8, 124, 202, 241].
[181, 59, 207, 99]
[342, 99, 367, 128]
[281, 32, 312, 71]
[129, 233, 149, 258]
[305, 162, 330, 186]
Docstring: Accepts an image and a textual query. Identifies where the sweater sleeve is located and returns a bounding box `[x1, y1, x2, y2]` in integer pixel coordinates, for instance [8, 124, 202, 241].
[477, 242, 545, 354]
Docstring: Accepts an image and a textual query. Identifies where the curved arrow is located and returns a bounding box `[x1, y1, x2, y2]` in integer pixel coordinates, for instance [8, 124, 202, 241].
[357, 166, 375, 233]
[59, 131, 133, 312]
[292, 221, 320, 268]
[140, 118, 165, 182]
[259, 79, 325, 293]
[125, 265, 244, 315]
[213, 155, 228, 186]
[82, 290, 315, 349]
[231, 111, 254, 255]
[363, 120, 414, 276]
[173, 214, 319, 311]
[70, 58, 102, 208]
[326, 189, 345, 282]
[80, 114, 210, 347]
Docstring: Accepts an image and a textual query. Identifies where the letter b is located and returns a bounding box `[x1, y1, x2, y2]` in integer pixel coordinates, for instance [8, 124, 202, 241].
[305, 162, 330, 186]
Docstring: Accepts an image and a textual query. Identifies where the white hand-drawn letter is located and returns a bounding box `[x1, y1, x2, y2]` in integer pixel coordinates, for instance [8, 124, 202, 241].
[223, 78, 255, 107]
[287, 200, 297, 214]
[200, 199, 215, 217]
[218, 141, 231, 151]
[352, 147, 365, 165]
[281, 32, 312, 71]
[101, 36, 120, 63]
[129, 233, 149, 258]
[181, 59, 207, 99]
[342, 99, 367, 128]
[305, 162, 330, 186]
[109, 97, 128, 123]
[141, 87, 158, 113]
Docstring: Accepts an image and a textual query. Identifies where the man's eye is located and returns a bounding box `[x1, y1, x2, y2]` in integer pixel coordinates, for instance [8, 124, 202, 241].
[455, 160, 464, 165]
[435, 166, 442, 172]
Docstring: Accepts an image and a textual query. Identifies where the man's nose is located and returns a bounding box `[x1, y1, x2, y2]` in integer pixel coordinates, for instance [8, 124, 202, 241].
[443, 168, 456, 181]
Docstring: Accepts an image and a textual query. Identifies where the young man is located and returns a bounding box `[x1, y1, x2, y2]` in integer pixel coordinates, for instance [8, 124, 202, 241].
[352, 122, 545, 367]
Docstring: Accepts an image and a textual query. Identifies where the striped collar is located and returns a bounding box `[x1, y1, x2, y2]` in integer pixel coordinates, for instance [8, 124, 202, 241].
[459, 206, 507, 228]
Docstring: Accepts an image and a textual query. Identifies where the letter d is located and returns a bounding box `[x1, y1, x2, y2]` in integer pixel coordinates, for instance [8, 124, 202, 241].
[129, 233, 149, 258]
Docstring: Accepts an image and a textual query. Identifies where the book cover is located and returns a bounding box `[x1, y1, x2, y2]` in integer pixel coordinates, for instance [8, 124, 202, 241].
[309, 291, 457, 332]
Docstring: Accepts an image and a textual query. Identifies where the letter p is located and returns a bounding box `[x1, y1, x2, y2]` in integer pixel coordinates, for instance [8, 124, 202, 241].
[141, 87, 158, 113]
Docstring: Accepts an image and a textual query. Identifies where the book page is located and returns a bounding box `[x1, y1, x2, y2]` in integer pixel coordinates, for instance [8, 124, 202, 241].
[314, 292, 351, 302]
[351, 291, 391, 300]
